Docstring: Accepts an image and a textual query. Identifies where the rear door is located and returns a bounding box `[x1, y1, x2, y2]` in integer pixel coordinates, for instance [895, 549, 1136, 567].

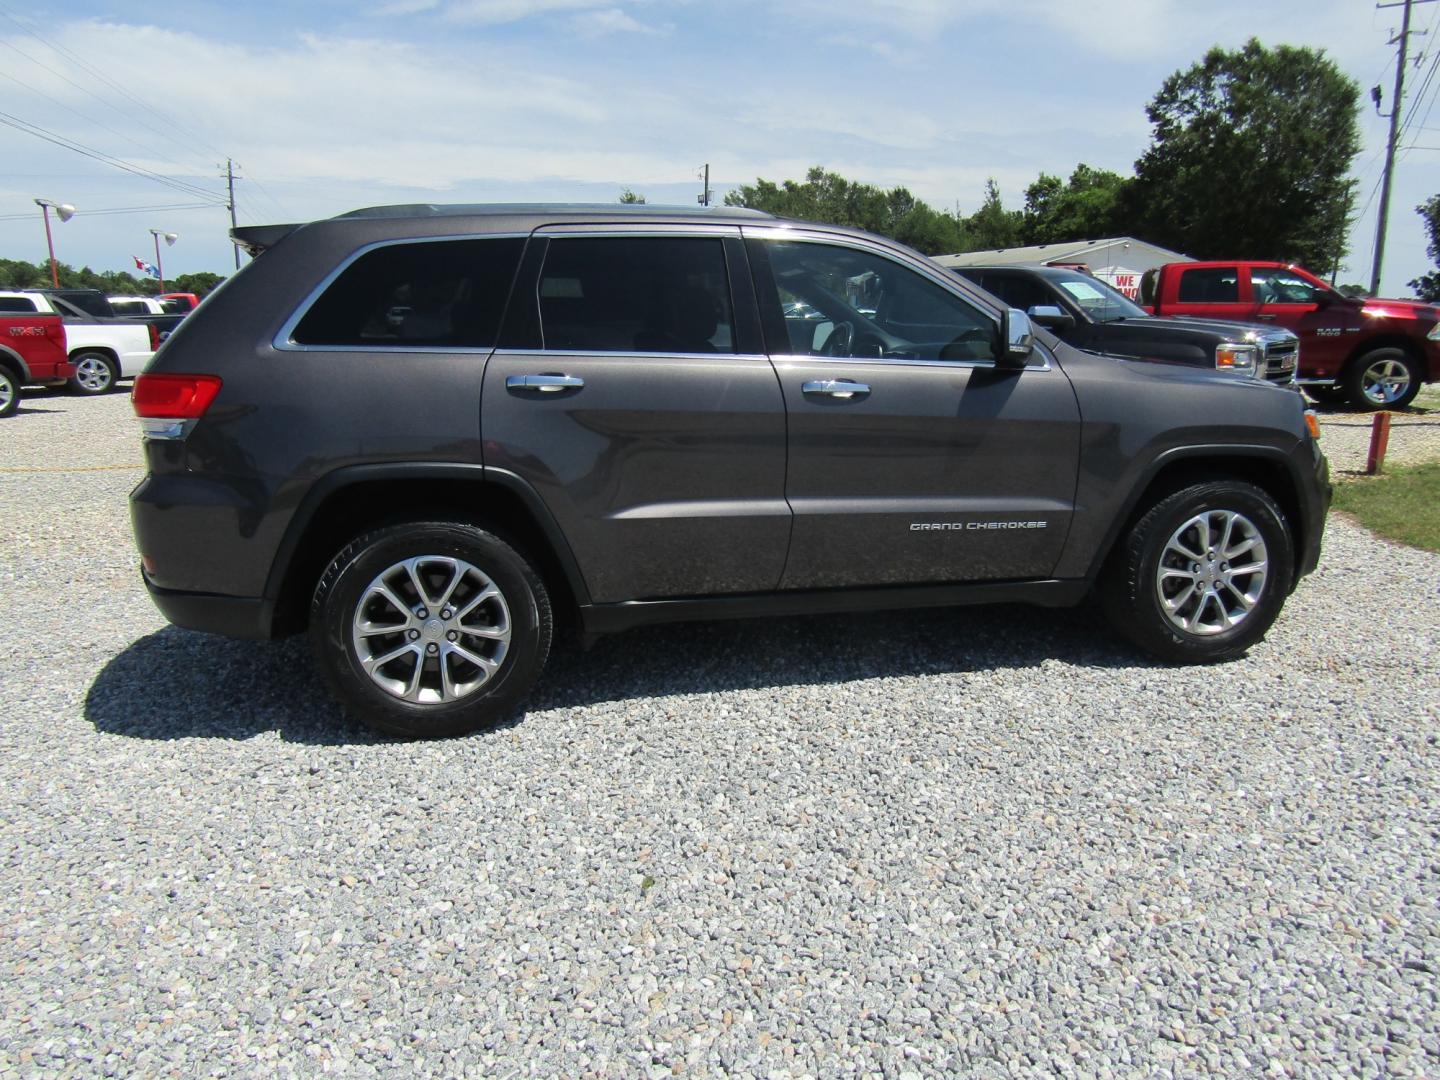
[482, 227, 789, 604]
[746, 230, 1081, 591]
[1163, 265, 1242, 320]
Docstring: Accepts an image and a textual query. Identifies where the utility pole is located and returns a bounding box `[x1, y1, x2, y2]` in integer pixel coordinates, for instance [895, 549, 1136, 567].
[1371, 0, 1436, 294]
[697, 164, 711, 207]
[225, 158, 240, 269]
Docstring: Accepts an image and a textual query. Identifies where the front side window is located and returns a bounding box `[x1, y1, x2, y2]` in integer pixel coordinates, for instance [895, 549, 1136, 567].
[763, 241, 996, 362]
[536, 237, 734, 354]
[1251, 267, 1325, 305]
[1177, 267, 1239, 303]
[292, 237, 525, 347]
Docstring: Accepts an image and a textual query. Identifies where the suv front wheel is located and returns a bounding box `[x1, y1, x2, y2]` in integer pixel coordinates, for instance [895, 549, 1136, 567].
[1101, 481, 1294, 663]
[311, 521, 552, 738]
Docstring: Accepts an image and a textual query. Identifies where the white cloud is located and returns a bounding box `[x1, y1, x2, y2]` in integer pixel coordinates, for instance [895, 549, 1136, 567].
[570, 8, 661, 35]
[441, 0, 615, 24]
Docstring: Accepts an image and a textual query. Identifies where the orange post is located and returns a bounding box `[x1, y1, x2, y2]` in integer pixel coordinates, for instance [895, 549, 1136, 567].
[1365, 412, 1392, 475]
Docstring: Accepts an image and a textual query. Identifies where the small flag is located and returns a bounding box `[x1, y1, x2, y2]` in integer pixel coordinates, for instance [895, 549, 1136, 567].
[132, 256, 160, 278]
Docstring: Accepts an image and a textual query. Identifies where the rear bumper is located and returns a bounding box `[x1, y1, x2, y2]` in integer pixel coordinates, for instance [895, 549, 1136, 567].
[142, 572, 277, 640]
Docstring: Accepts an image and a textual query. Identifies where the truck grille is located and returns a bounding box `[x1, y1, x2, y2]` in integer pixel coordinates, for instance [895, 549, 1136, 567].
[1262, 339, 1298, 384]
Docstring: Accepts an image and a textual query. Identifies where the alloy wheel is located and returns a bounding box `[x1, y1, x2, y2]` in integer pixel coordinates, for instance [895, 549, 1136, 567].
[74, 355, 113, 393]
[1360, 357, 1412, 407]
[1154, 509, 1268, 636]
[350, 555, 512, 704]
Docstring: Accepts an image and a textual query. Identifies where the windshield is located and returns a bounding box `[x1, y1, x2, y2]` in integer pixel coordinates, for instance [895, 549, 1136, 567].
[1043, 269, 1148, 323]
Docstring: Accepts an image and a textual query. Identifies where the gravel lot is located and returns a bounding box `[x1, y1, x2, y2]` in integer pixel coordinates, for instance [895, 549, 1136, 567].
[1, 388, 1437, 1078]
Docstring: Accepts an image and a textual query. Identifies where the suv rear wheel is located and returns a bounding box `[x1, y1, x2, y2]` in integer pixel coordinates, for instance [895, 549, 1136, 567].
[1101, 481, 1294, 663]
[311, 521, 552, 738]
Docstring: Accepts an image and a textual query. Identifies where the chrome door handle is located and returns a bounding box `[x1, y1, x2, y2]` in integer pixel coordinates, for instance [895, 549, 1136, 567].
[1256, 314, 1276, 320]
[802, 379, 870, 399]
[506, 374, 584, 393]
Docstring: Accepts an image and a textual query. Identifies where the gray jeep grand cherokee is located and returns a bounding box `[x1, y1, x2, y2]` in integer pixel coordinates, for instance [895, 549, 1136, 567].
[130, 204, 1331, 738]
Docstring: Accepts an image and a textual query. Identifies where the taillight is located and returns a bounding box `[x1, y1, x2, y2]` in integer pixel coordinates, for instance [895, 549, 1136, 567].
[132, 373, 221, 440]
[147, 323, 160, 350]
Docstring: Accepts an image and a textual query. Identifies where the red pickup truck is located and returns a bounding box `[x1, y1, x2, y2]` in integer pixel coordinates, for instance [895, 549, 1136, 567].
[0, 309, 72, 418]
[1141, 261, 1440, 410]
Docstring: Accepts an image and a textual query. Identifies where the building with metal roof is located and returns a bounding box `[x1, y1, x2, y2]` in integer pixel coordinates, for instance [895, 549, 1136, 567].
[932, 236, 1191, 299]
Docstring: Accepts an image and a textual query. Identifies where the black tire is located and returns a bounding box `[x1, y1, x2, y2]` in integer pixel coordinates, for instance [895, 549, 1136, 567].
[310, 521, 552, 739]
[0, 366, 18, 418]
[1100, 481, 1294, 664]
[67, 350, 118, 396]
[1341, 347, 1421, 411]
[1303, 384, 1350, 407]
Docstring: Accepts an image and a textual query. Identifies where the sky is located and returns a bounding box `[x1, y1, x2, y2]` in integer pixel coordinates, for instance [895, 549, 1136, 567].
[1, 0, 1437, 295]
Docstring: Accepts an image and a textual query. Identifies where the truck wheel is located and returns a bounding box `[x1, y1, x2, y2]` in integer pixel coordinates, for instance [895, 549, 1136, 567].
[310, 521, 552, 739]
[68, 351, 118, 395]
[1101, 481, 1294, 664]
[1343, 348, 1421, 411]
[0, 366, 18, 417]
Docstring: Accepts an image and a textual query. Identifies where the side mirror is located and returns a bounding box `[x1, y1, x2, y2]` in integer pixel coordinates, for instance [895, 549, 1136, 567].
[999, 307, 1034, 367]
[1028, 304, 1075, 331]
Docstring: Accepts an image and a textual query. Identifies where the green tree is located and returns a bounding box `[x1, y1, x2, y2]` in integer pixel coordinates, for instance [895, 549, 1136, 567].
[964, 179, 1024, 251]
[723, 166, 966, 254]
[0, 258, 45, 287]
[170, 271, 226, 297]
[618, 188, 646, 204]
[1022, 164, 1128, 245]
[1409, 195, 1440, 301]
[1128, 38, 1361, 270]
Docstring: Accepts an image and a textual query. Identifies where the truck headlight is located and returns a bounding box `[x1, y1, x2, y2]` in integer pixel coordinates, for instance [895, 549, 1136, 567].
[1216, 343, 1258, 374]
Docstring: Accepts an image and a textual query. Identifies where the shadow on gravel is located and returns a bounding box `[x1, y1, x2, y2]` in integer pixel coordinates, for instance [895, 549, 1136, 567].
[86, 605, 1151, 743]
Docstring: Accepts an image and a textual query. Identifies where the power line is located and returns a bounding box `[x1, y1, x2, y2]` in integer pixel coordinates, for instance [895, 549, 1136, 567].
[0, 109, 228, 204]
[0, 202, 219, 222]
[0, 60, 214, 184]
[0, 1, 227, 166]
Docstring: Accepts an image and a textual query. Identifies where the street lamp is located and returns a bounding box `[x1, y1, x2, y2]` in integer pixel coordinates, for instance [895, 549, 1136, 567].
[148, 229, 178, 293]
[34, 198, 76, 289]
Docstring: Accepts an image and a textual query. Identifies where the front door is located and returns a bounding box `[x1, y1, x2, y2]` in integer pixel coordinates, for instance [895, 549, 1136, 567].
[482, 229, 789, 603]
[745, 232, 1082, 591]
[1245, 265, 1351, 381]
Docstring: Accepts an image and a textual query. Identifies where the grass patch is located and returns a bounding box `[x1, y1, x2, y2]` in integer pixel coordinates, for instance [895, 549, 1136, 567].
[1333, 460, 1440, 552]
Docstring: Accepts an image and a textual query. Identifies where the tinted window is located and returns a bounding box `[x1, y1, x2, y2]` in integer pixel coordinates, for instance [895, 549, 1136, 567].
[763, 241, 996, 362]
[1177, 267, 1239, 303]
[537, 237, 734, 354]
[0, 296, 38, 312]
[293, 237, 525, 347]
[110, 300, 149, 315]
[978, 273, 1057, 314]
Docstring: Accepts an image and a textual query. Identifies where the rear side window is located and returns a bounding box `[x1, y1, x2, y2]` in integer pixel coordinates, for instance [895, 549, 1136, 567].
[1176, 267, 1239, 303]
[978, 273, 1056, 313]
[110, 300, 149, 315]
[0, 296, 38, 312]
[292, 237, 525, 347]
[537, 237, 734, 354]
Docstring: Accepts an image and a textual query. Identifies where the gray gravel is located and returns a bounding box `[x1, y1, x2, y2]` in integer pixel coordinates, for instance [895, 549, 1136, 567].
[1311, 383, 1440, 475]
[1, 390, 1438, 1078]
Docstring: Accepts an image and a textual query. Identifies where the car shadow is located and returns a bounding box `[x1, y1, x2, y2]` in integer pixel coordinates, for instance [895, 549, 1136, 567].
[86, 605, 1153, 744]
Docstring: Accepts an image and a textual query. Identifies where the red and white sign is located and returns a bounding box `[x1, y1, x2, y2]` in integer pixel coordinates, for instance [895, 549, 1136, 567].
[1093, 269, 1141, 299]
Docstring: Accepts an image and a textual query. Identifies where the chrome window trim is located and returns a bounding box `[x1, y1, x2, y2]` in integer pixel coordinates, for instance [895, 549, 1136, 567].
[534, 225, 744, 238]
[768, 349, 1054, 373]
[273, 231, 529, 353]
[494, 348, 769, 362]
